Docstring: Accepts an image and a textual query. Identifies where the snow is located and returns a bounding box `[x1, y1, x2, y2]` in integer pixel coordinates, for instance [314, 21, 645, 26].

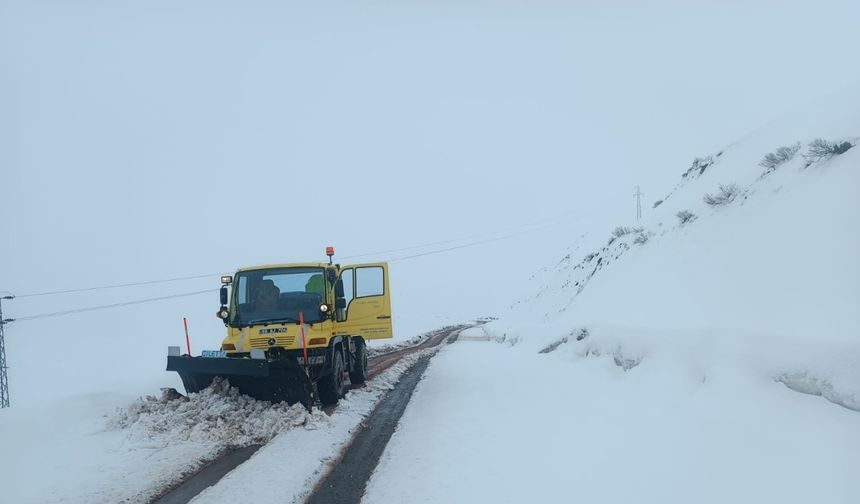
[190, 349, 438, 504]
[0, 391, 226, 504]
[364, 89, 860, 502]
[456, 325, 489, 341]
[364, 339, 860, 504]
[366, 325, 459, 357]
[109, 380, 321, 448]
[0, 348, 437, 504]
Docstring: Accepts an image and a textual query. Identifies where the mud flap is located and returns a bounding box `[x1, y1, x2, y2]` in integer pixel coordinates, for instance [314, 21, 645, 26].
[167, 355, 314, 409]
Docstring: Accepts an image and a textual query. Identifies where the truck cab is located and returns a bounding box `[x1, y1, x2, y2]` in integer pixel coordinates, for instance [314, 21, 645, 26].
[218, 262, 393, 356]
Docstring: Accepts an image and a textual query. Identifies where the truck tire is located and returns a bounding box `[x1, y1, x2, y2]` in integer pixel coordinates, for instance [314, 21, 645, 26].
[317, 348, 346, 406]
[349, 338, 368, 385]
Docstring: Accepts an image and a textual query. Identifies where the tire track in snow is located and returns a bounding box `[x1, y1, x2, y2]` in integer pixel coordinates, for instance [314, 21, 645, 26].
[149, 325, 469, 504]
[306, 327, 464, 504]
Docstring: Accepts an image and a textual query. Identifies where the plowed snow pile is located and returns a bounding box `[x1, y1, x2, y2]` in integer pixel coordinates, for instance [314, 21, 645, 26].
[109, 379, 325, 447]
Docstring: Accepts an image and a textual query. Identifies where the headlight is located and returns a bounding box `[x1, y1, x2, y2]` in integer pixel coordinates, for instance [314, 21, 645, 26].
[319, 304, 330, 313]
[217, 308, 230, 319]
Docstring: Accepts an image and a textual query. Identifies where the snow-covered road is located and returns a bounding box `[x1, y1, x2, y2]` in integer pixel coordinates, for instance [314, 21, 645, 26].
[363, 338, 860, 504]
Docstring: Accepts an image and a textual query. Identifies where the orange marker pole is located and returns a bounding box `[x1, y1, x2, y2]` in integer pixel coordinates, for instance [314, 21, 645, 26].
[299, 311, 308, 368]
[183, 317, 192, 356]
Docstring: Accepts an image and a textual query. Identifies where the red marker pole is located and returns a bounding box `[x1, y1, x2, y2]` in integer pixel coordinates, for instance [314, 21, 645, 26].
[299, 311, 308, 368]
[183, 317, 192, 356]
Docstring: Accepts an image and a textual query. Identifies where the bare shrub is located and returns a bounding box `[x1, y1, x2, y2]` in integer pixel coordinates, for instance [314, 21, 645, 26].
[608, 226, 645, 245]
[682, 156, 715, 178]
[615, 226, 642, 238]
[539, 337, 568, 354]
[759, 142, 800, 172]
[676, 210, 696, 225]
[703, 183, 742, 206]
[633, 232, 650, 245]
[804, 139, 855, 164]
[612, 226, 633, 238]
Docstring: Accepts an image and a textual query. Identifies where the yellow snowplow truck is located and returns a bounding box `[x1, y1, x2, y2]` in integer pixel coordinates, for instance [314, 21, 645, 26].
[167, 249, 393, 408]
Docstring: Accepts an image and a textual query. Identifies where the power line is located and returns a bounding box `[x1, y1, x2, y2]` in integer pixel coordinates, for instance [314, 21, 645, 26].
[4, 207, 597, 324]
[11, 289, 217, 323]
[14, 273, 218, 298]
[11, 211, 593, 299]
[7, 214, 588, 322]
[388, 214, 591, 263]
[339, 214, 585, 261]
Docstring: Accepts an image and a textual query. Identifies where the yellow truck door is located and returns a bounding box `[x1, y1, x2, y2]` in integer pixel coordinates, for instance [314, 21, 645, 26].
[334, 262, 393, 340]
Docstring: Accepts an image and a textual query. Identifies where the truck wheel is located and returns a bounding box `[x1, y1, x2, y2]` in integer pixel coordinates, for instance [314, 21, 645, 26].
[318, 349, 346, 406]
[349, 338, 368, 385]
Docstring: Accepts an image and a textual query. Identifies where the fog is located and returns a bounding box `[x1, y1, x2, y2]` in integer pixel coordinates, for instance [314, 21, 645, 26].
[1, 0, 859, 404]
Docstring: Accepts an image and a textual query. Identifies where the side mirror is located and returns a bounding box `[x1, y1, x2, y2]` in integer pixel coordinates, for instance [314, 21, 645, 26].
[335, 297, 347, 322]
[335, 279, 344, 298]
[220, 285, 229, 306]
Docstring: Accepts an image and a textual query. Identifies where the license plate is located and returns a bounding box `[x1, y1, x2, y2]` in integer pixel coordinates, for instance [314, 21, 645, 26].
[201, 350, 227, 358]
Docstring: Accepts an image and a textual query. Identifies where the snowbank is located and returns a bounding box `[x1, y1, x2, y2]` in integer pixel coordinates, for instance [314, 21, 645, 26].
[0, 347, 441, 504]
[364, 339, 860, 504]
[512, 324, 860, 412]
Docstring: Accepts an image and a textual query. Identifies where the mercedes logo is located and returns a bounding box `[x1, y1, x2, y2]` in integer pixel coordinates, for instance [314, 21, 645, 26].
[267, 338, 276, 346]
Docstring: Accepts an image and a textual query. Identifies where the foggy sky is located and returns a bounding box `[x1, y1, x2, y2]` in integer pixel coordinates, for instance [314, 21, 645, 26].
[1, 0, 859, 404]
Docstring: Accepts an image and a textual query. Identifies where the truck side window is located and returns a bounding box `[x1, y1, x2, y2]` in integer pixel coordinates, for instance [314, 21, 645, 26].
[356, 266, 384, 297]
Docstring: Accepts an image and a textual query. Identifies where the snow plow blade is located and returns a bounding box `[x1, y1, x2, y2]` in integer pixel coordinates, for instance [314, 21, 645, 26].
[166, 354, 314, 408]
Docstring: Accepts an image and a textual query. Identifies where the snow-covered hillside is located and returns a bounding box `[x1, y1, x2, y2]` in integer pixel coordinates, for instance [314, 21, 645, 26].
[477, 87, 860, 500]
[358, 88, 860, 504]
[497, 84, 859, 358]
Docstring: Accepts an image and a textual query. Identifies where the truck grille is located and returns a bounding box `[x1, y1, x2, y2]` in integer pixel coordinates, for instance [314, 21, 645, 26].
[249, 335, 297, 348]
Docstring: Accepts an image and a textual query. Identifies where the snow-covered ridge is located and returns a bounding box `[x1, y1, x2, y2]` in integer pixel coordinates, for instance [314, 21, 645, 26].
[517, 130, 857, 319]
[489, 86, 860, 417]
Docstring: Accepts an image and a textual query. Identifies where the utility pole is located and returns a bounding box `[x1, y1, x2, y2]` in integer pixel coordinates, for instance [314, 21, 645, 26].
[634, 186, 644, 221]
[0, 295, 13, 408]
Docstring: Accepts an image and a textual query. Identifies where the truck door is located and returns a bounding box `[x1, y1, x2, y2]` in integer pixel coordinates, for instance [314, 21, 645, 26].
[334, 262, 393, 340]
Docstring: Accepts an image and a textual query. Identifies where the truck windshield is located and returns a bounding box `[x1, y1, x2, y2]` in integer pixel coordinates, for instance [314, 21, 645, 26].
[230, 267, 327, 327]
